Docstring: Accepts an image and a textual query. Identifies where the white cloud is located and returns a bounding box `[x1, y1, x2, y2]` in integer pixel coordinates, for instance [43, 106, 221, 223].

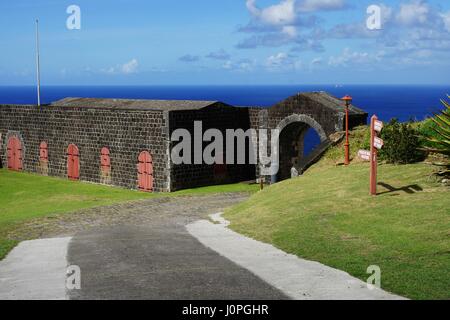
[265, 52, 302, 70]
[246, 0, 260, 17]
[282, 25, 297, 37]
[328, 48, 378, 67]
[379, 4, 394, 25]
[413, 49, 433, 58]
[222, 59, 254, 71]
[223, 61, 234, 70]
[266, 52, 289, 68]
[442, 12, 450, 32]
[103, 67, 115, 74]
[396, 0, 430, 26]
[246, 0, 297, 26]
[240, 0, 450, 69]
[311, 57, 322, 65]
[240, 61, 254, 71]
[298, 0, 346, 13]
[324, 0, 450, 69]
[240, 0, 346, 49]
[121, 58, 139, 74]
[103, 58, 139, 74]
[247, 0, 347, 18]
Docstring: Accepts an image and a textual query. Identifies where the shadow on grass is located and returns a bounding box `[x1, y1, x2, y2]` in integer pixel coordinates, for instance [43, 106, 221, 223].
[377, 182, 423, 195]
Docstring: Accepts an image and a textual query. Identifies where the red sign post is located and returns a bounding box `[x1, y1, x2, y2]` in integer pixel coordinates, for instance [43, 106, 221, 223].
[370, 115, 384, 196]
[341, 95, 353, 165]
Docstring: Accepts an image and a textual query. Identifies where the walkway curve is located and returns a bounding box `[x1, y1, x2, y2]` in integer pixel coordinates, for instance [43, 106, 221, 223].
[186, 213, 406, 300]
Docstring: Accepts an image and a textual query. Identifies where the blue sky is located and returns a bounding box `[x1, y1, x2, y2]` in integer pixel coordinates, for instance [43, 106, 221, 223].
[1, 0, 450, 85]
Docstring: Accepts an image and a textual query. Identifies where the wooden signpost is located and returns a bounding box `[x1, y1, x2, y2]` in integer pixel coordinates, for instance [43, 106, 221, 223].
[357, 115, 384, 195]
[370, 115, 383, 195]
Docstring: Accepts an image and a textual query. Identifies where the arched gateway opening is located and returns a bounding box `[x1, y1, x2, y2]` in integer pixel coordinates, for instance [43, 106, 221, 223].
[276, 115, 327, 181]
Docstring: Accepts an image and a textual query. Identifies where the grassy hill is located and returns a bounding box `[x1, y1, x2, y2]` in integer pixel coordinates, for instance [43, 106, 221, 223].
[224, 132, 450, 300]
[0, 169, 258, 260]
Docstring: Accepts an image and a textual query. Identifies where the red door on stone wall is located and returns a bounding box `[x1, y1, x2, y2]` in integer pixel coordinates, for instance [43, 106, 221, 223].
[7, 136, 23, 171]
[39, 141, 48, 162]
[67, 144, 80, 180]
[100, 147, 111, 174]
[138, 151, 153, 192]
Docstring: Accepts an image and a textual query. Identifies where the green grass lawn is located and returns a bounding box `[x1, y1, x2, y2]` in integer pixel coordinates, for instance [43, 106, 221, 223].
[0, 169, 257, 260]
[224, 163, 450, 300]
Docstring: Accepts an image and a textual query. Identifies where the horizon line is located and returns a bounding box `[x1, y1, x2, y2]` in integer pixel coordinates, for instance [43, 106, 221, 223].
[0, 83, 449, 87]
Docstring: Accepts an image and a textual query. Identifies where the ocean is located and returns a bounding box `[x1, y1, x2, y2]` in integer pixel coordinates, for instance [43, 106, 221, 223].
[1, 85, 449, 153]
[1, 85, 448, 121]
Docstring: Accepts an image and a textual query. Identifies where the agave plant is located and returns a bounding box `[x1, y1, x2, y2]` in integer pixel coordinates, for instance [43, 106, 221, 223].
[424, 95, 450, 157]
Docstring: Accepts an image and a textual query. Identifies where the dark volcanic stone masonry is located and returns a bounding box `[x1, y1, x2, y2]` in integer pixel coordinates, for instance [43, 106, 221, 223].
[0, 105, 169, 191]
[0, 92, 367, 192]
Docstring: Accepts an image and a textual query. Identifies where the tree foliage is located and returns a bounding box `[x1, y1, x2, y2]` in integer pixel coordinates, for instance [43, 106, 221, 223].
[379, 119, 426, 164]
[422, 96, 450, 157]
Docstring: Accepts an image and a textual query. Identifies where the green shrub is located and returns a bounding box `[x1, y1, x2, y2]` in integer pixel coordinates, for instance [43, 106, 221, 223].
[379, 119, 426, 164]
[419, 119, 441, 150]
[421, 96, 450, 157]
[361, 127, 371, 150]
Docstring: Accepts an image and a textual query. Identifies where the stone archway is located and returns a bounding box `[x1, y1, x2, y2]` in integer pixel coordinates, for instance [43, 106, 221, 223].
[275, 114, 328, 181]
[276, 114, 328, 143]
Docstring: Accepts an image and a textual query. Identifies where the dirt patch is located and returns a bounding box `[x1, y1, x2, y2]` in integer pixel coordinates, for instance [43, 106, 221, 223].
[6, 193, 249, 243]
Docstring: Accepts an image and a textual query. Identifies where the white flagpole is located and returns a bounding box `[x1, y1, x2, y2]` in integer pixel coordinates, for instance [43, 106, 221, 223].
[36, 19, 41, 106]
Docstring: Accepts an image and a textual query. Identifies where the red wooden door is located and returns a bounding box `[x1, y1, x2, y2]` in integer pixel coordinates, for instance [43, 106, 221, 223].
[138, 151, 153, 192]
[100, 147, 111, 174]
[67, 144, 80, 180]
[39, 141, 48, 162]
[7, 136, 23, 171]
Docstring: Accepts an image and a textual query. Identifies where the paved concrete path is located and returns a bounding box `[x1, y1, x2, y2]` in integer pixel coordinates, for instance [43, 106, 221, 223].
[0, 194, 405, 300]
[186, 213, 406, 300]
[64, 194, 287, 299]
[67, 225, 287, 299]
[0, 237, 71, 300]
